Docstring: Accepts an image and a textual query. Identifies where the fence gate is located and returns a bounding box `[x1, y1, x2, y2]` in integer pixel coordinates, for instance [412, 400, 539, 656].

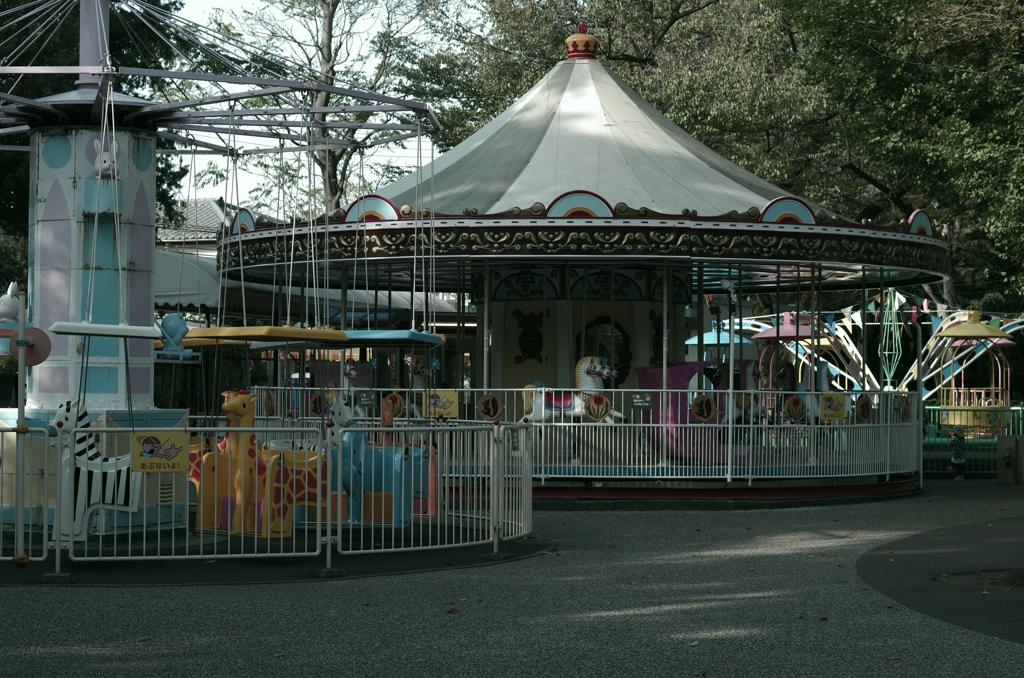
[0, 428, 56, 563]
[494, 424, 533, 544]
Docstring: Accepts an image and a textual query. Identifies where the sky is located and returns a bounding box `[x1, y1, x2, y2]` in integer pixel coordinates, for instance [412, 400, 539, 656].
[179, 0, 250, 23]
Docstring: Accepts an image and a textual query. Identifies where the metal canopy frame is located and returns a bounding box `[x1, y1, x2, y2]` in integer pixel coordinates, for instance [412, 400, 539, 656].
[0, 1, 441, 156]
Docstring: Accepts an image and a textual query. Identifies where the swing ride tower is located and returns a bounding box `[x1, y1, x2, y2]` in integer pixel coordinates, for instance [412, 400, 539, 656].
[24, 0, 159, 412]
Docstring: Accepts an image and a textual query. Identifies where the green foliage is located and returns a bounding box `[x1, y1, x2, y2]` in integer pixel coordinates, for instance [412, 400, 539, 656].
[769, 0, 1024, 307]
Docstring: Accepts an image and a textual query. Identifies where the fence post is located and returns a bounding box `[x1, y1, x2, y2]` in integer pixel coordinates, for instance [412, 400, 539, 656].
[490, 426, 501, 554]
[13, 292, 26, 561]
[885, 392, 892, 482]
[53, 435, 66, 574]
[324, 429, 332, 572]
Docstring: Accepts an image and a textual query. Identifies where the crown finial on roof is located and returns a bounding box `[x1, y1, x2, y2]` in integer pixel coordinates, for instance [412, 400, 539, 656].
[566, 22, 597, 59]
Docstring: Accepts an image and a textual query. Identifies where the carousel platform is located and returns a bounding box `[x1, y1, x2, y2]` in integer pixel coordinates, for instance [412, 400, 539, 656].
[533, 475, 919, 507]
[0, 532, 550, 586]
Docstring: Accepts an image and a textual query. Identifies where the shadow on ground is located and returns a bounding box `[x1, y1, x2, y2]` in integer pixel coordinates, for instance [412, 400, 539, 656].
[857, 487, 1024, 645]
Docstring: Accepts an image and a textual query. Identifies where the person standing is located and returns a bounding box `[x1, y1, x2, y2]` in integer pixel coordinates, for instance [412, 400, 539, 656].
[949, 426, 967, 480]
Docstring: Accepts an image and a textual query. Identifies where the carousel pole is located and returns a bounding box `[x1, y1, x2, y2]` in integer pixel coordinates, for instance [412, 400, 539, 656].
[78, 0, 110, 89]
[697, 264, 704, 367]
[726, 270, 735, 484]
[915, 318, 924, 490]
[482, 262, 490, 390]
[861, 268, 868, 389]
[794, 265, 802, 388]
[13, 291, 26, 561]
[661, 262, 669, 463]
[457, 264, 465, 391]
[662, 261, 668, 390]
[339, 265, 347, 331]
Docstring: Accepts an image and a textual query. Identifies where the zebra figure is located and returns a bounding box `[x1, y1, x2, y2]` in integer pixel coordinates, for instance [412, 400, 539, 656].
[49, 400, 140, 539]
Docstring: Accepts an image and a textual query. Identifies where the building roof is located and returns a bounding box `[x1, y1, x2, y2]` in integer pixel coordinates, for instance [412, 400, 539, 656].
[380, 57, 819, 218]
[157, 199, 285, 244]
[157, 198, 225, 244]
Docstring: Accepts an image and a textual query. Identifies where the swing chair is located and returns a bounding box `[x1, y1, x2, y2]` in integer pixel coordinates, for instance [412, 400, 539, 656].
[935, 310, 1012, 437]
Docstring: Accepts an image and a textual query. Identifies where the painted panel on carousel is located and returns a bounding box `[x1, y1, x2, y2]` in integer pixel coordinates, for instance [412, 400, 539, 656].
[575, 315, 633, 387]
[907, 209, 934, 237]
[493, 270, 559, 300]
[545, 190, 614, 218]
[344, 194, 400, 222]
[570, 270, 644, 301]
[818, 393, 849, 422]
[512, 307, 549, 364]
[650, 273, 690, 303]
[230, 208, 256, 235]
[760, 196, 816, 225]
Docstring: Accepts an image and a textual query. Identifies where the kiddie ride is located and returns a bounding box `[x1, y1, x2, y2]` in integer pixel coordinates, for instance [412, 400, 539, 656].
[188, 389, 436, 539]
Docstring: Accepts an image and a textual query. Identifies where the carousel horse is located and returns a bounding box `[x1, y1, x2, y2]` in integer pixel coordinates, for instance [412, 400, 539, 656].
[49, 399, 141, 539]
[339, 358, 368, 419]
[221, 390, 259, 532]
[521, 356, 625, 423]
[0, 282, 18, 321]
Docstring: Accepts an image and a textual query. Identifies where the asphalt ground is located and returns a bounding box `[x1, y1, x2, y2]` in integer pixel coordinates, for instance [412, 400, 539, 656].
[1, 479, 1023, 677]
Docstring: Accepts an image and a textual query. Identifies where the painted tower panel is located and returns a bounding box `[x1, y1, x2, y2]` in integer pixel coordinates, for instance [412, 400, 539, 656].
[27, 128, 157, 410]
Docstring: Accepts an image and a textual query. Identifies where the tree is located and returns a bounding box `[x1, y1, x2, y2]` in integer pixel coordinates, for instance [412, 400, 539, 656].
[218, 0, 428, 215]
[765, 0, 1024, 308]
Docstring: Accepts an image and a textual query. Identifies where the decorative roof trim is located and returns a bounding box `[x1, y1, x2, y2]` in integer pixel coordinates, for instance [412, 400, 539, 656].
[546, 190, 614, 218]
[343, 194, 400, 223]
[760, 196, 817, 225]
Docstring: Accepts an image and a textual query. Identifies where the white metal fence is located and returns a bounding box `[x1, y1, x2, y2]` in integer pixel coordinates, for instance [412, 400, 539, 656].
[0, 418, 533, 572]
[64, 425, 326, 563]
[0, 428, 57, 563]
[252, 386, 920, 482]
[922, 405, 1024, 476]
[334, 423, 532, 555]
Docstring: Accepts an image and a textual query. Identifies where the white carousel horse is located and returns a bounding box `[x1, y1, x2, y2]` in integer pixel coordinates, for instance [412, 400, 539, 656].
[0, 282, 19, 321]
[334, 358, 368, 420]
[326, 391, 356, 447]
[521, 356, 625, 423]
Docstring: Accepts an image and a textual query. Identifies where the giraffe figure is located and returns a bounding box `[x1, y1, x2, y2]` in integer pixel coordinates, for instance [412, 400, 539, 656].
[222, 390, 258, 532]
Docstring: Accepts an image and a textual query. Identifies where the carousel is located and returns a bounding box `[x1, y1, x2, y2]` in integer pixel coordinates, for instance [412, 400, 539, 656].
[219, 25, 949, 495]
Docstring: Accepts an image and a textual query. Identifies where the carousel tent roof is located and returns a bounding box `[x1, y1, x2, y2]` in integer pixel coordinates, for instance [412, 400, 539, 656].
[382, 50, 813, 216]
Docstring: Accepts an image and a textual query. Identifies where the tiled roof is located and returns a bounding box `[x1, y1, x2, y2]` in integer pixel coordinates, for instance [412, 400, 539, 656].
[157, 199, 225, 243]
[157, 199, 285, 243]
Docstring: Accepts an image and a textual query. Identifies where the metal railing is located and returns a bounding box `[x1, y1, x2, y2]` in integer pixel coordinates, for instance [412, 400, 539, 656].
[922, 405, 1024, 477]
[64, 426, 326, 563]
[0, 428, 57, 563]
[252, 386, 920, 482]
[333, 423, 533, 555]
[0, 418, 534, 573]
